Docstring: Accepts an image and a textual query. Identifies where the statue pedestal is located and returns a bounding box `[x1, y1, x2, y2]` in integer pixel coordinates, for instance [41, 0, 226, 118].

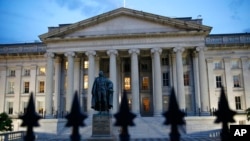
[92, 114, 112, 137]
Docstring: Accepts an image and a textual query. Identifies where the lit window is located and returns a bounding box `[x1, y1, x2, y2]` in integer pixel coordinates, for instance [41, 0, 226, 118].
[39, 81, 45, 93]
[39, 67, 46, 75]
[235, 96, 241, 110]
[184, 72, 189, 86]
[65, 61, 68, 70]
[124, 77, 131, 90]
[142, 77, 149, 90]
[84, 75, 88, 89]
[162, 72, 169, 86]
[7, 102, 13, 114]
[8, 81, 14, 94]
[84, 61, 89, 69]
[24, 82, 29, 93]
[216, 76, 222, 88]
[37, 101, 44, 114]
[233, 75, 240, 88]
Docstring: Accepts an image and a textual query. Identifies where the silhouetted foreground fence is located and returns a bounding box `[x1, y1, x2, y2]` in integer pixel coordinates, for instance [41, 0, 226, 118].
[2, 86, 235, 141]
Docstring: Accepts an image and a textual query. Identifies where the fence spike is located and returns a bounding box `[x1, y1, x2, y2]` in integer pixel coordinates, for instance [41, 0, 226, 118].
[214, 86, 236, 141]
[114, 90, 136, 141]
[65, 91, 88, 141]
[19, 92, 42, 141]
[163, 87, 185, 141]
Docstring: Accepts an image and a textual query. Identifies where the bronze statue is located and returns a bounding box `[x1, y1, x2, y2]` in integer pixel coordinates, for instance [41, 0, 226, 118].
[91, 71, 113, 113]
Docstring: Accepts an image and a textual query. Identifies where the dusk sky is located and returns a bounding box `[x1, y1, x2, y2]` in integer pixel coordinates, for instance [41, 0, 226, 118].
[0, 0, 249, 44]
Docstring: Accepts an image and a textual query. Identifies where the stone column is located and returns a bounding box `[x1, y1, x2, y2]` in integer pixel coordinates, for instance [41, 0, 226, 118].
[0, 66, 6, 113]
[128, 49, 140, 115]
[85, 51, 96, 113]
[196, 47, 210, 114]
[64, 52, 75, 112]
[173, 47, 185, 110]
[192, 52, 201, 115]
[206, 58, 216, 109]
[14, 66, 22, 115]
[151, 48, 163, 116]
[54, 56, 61, 114]
[74, 57, 80, 94]
[45, 52, 54, 118]
[241, 57, 250, 108]
[107, 49, 118, 113]
[224, 57, 234, 109]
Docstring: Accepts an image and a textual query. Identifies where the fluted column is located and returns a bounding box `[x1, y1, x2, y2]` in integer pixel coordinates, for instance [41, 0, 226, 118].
[54, 56, 61, 114]
[0, 66, 7, 113]
[85, 51, 96, 113]
[196, 47, 209, 114]
[241, 57, 250, 108]
[128, 49, 140, 115]
[64, 52, 75, 112]
[45, 52, 54, 118]
[107, 49, 118, 113]
[74, 57, 80, 94]
[173, 47, 185, 110]
[151, 48, 163, 116]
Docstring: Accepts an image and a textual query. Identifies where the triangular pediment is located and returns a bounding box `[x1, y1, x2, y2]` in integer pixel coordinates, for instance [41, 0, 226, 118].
[39, 8, 211, 41]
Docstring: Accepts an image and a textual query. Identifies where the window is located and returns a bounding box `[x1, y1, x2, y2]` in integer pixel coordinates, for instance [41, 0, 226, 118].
[84, 61, 89, 69]
[184, 72, 189, 86]
[84, 75, 88, 89]
[7, 102, 13, 114]
[216, 76, 222, 88]
[39, 81, 45, 93]
[37, 101, 44, 114]
[142, 77, 149, 90]
[214, 61, 222, 69]
[235, 96, 242, 110]
[8, 81, 14, 94]
[24, 82, 29, 93]
[124, 77, 131, 90]
[162, 72, 169, 86]
[9, 70, 15, 77]
[39, 67, 46, 75]
[123, 58, 130, 72]
[162, 57, 169, 66]
[24, 69, 30, 76]
[233, 75, 240, 88]
[22, 101, 28, 113]
[232, 60, 240, 69]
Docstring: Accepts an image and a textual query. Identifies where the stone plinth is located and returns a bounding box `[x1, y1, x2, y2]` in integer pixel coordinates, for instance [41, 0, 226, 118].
[92, 114, 112, 137]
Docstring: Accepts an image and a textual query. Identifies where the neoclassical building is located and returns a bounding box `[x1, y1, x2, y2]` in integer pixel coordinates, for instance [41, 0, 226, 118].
[0, 8, 250, 120]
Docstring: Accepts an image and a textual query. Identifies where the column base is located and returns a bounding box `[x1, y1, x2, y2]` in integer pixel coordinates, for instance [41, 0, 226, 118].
[45, 114, 54, 119]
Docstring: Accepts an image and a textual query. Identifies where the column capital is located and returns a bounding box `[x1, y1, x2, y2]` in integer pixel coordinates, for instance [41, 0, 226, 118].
[150, 48, 162, 54]
[64, 52, 75, 57]
[85, 50, 96, 56]
[45, 52, 55, 58]
[107, 49, 118, 56]
[128, 48, 140, 55]
[173, 47, 185, 53]
[196, 46, 208, 52]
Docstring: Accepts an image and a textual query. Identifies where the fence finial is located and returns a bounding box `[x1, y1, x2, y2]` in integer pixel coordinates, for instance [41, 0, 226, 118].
[20, 92, 42, 141]
[214, 86, 236, 141]
[65, 91, 88, 141]
[114, 90, 136, 141]
[163, 87, 185, 141]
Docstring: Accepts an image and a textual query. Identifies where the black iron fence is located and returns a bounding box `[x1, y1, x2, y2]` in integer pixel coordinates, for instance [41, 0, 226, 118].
[2, 86, 237, 141]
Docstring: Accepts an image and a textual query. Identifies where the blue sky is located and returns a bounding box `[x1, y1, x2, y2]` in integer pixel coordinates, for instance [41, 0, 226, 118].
[0, 0, 249, 44]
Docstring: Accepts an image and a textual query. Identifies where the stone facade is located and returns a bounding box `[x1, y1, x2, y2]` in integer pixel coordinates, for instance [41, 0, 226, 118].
[0, 8, 250, 124]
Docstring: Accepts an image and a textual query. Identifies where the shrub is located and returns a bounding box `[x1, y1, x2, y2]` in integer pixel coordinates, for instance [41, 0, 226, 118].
[0, 112, 13, 132]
